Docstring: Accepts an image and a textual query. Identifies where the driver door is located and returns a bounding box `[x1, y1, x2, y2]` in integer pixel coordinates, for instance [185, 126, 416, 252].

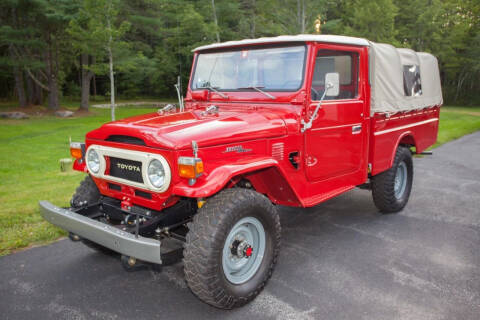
[304, 46, 366, 183]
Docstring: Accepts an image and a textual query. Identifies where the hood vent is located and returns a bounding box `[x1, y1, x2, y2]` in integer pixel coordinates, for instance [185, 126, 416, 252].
[106, 135, 146, 146]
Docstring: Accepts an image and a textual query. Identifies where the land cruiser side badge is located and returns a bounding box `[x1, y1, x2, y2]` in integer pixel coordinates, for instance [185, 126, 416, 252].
[223, 145, 252, 154]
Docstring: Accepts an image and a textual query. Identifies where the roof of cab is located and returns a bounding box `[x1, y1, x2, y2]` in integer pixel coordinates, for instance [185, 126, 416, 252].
[193, 34, 370, 52]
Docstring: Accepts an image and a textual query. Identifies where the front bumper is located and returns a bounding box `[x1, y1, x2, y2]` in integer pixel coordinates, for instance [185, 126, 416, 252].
[39, 201, 162, 264]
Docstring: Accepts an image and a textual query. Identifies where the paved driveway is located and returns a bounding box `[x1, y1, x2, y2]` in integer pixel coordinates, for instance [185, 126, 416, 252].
[1, 132, 479, 320]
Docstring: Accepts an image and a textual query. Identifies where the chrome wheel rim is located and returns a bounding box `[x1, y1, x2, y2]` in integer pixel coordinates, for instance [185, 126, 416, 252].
[394, 162, 407, 199]
[222, 216, 266, 284]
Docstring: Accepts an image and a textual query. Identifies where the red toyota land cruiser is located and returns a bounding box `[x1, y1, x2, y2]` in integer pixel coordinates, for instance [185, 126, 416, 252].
[40, 35, 442, 309]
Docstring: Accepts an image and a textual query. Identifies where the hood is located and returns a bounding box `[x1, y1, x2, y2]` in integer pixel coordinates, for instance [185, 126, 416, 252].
[86, 109, 287, 150]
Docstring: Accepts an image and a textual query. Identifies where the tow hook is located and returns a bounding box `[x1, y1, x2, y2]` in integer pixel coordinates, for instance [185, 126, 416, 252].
[121, 255, 160, 272]
[121, 255, 138, 271]
[121, 198, 132, 211]
[68, 232, 81, 242]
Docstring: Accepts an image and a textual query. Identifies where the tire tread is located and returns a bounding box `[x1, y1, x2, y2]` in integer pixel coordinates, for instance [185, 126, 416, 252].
[371, 146, 413, 213]
[183, 188, 280, 309]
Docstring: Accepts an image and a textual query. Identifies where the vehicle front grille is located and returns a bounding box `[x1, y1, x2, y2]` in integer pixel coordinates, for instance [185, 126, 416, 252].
[87, 144, 171, 192]
[109, 157, 143, 183]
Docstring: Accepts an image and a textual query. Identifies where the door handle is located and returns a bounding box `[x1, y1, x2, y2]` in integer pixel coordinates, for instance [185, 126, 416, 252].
[352, 125, 362, 134]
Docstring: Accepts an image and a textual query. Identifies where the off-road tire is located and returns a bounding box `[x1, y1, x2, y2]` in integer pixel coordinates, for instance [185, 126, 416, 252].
[183, 188, 281, 309]
[70, 175, 100, 208]
[70, 176, 112, 254]
[371, 146, 413, 213]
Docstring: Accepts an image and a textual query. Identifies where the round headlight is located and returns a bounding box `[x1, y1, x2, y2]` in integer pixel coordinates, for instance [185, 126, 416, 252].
[87, 149, 100, 173]
[148, 159, 166, 188]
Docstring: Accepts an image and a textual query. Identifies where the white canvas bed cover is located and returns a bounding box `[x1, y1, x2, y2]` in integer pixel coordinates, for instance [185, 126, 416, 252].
[369, 42, 442, 115]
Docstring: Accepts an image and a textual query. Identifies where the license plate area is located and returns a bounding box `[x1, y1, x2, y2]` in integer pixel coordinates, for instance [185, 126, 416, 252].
[109, 157, 143, 183]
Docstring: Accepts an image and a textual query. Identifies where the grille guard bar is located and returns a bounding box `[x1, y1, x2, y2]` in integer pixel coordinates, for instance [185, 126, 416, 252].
[39, 201, 162, 264]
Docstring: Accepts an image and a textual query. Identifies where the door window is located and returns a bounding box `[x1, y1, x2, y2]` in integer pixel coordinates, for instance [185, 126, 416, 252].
[311, 50, 359, 100]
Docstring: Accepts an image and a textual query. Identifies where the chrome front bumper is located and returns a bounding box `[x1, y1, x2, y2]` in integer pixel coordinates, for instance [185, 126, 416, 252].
[39, 201, 162, 264]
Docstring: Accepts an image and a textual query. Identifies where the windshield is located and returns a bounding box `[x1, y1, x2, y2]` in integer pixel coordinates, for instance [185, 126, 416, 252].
[191, 45, 306, 92]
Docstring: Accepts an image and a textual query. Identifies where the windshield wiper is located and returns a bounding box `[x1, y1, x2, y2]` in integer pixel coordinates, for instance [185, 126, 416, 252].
[236, 86, 276, 100]
[203, 85, 228, 99]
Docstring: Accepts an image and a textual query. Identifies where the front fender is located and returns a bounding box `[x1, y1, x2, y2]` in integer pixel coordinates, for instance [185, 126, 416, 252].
[73, 158, 87, 172]
[172, 157, 279, 198]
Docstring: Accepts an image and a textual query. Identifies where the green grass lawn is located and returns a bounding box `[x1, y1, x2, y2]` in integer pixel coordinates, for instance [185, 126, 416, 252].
[0, 106, 158, 255]
[435, 106, 480, 147]
[1, 105, 479, 255]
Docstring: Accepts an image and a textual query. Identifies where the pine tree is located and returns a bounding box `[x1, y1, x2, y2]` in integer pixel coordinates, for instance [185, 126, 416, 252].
[68, 0, 130, 120]
[1, 0, 79, 109]
[342, 0, 398, 43]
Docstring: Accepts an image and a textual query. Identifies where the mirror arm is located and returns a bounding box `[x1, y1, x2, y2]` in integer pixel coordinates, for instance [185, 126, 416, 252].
[301, 83, 332, 133]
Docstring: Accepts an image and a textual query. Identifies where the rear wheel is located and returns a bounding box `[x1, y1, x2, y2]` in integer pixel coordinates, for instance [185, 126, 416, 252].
[371, 146, 413, 213]
[183, 188, 281, 309]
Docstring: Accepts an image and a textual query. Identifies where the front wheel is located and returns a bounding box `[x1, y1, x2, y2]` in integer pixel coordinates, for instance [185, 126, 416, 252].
[183, 188, 281, 309]
[70, 176, 113, 254]
[371, 146, 413, 213]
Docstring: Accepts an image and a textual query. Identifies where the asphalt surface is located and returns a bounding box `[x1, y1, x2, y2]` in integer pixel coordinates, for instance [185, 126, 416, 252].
[1, 132, 479, 320]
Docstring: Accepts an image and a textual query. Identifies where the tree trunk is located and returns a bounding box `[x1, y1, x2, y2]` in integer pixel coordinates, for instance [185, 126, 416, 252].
[108, 47, 115, 121]
[80, 54, 94, 111]
[9, 46, 27, 107]
[297, 0, 301, 33]
[45, 36, 59, 110]
[33, 73, 43, 105]
[93, 74, 97, 99]
[251, 0, 256, 38]
[78, 55, 82, 90]
[13, 65, 27, 107]
[26, 72, 34, 105]
[301, 0, 305, 33]
[211, 0, 220, 42]
[9, 10, 27, 108]
[80, 72, 90, 111]
[107, 16, 115, 121]
[27, 73, 44, 105]
[47, 73, 60, 110]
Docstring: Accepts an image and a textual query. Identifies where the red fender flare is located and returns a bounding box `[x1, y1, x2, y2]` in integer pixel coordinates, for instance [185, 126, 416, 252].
[387, 131, 416, 168]
[172, 157, 280, 198]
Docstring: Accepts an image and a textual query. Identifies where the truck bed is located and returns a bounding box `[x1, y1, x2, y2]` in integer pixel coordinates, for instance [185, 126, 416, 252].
[369, 106, 440, 175]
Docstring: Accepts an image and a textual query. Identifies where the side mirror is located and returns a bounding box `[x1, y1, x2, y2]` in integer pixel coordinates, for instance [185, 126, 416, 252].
[325, 72, 339, 97]
[301, 72, 340, 133]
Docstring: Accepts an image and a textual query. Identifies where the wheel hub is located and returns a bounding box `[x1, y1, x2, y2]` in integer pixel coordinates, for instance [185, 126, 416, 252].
[222, 216, 266, 284]
[394, 161, 408, 199]
[230, 239, 253, 258]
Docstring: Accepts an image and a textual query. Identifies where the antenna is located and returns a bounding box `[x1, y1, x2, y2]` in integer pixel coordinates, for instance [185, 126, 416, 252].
[174, 76, 185, 112]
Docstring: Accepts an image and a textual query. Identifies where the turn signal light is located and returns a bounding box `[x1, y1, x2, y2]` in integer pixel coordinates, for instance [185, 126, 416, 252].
[70, 142, 85, 159]
[178, 157, 204, 179]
